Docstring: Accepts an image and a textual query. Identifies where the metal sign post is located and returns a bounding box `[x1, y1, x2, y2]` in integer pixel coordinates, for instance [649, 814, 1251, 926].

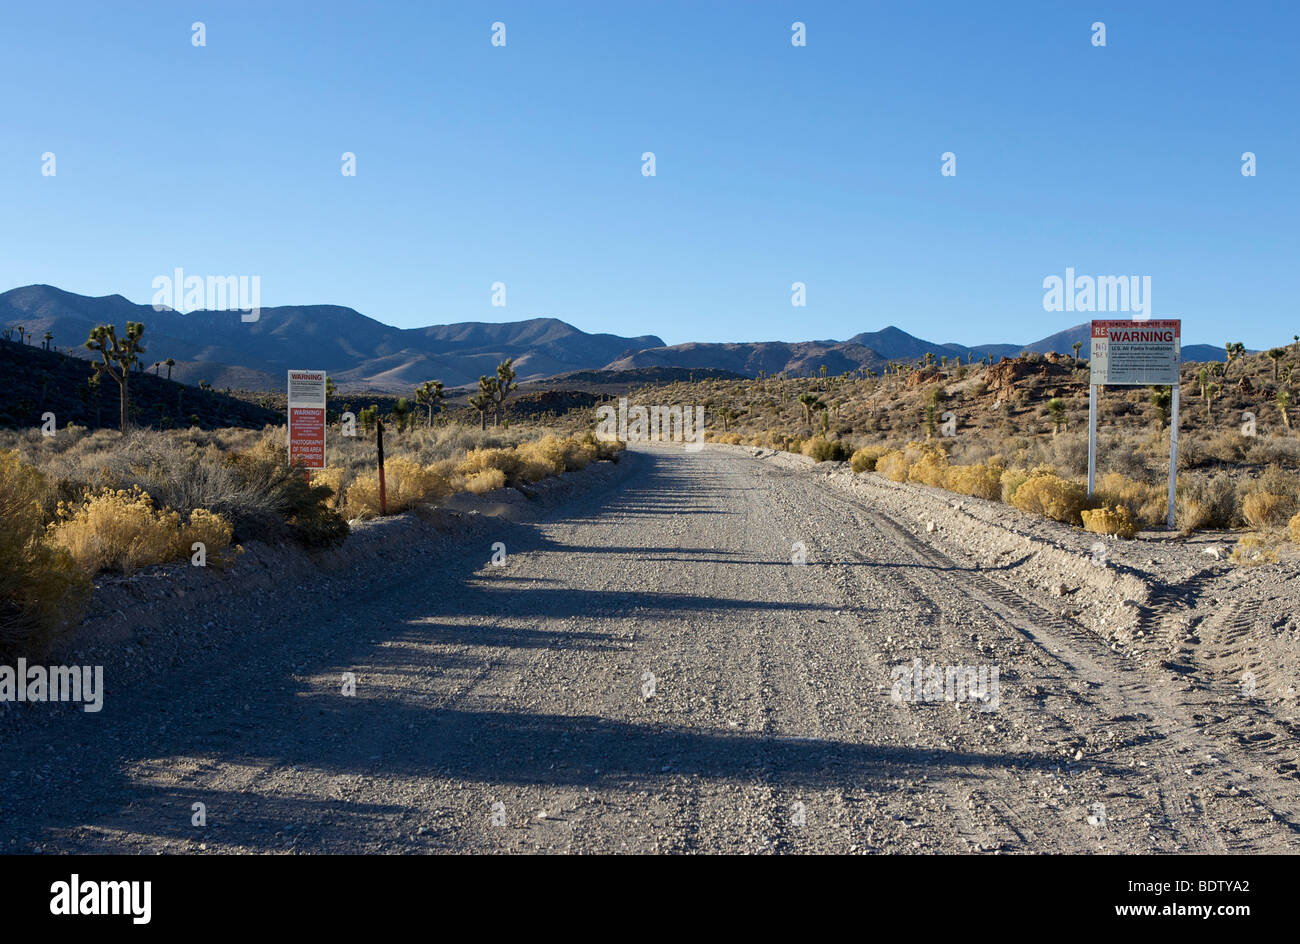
[1168, 384, 1179, 529]
[1087, 320, 1181, 529]
[1087, 383, 1098, 495]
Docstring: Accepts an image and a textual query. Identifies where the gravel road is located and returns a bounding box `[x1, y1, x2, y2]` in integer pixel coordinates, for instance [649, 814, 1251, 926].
[2, 444, 1297, 854]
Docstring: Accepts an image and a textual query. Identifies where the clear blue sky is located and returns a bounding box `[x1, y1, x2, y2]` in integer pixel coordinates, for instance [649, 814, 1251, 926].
[2, 1, 1296, 348]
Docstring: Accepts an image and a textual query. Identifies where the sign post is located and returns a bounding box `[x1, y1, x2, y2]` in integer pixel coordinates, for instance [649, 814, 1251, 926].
[288, 369, 327, 471]
[1087, 320, 1181, 528]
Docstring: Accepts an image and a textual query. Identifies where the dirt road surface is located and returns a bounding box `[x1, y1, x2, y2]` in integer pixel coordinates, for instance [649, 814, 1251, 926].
[2, 445, 1297, 854]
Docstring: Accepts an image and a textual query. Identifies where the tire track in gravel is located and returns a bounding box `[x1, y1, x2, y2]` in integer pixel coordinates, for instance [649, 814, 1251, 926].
[811, 472, 1299, 853]
[5, 444, 1297, 854]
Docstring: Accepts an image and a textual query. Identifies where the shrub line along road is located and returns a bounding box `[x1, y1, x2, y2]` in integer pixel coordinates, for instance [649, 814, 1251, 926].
[2, 445, 1297, 853]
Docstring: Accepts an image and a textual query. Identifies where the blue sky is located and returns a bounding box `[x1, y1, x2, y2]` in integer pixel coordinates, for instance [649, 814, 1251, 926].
[2, 1, 1296, 348]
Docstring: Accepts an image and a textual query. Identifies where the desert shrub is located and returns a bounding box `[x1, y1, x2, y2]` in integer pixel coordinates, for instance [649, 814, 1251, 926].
[1247, 437, 1300, 468]
[1241, 491, 1293, 529]
[345, 458, 451, 518]
[1203, 430, 1250, 464]
[1049, 433, 1089, 477]
[946, 459, 1004, 501]
[1177, 474, 1239, 533]
[0, 451, 88, 656]
[1229, 533, 1279, 566]
[226, 437, 349, 546]
[515, 435, 598, 481]
[1081, 505, 1138, 538]
[84, 431, 249, 522]
[875, 442, 942, 483]
[1103, 445, 1151, 480]
[457, 447, 524, 482]
[907, 447, 950, 488]
[47, 486, 235, 574]
[850, 445, 889, 473]
[1093, 473, 1166, 528]
[310, 467, 346, 509]
[1000, 467, 1031, 503]
[802, 437, 852, 462]
[463, 469, 507, 494]
[1010, 472, 1088, 525]
[182, 509, 238, 568]
[1289, 510, 1300, 543]
[876, 449, 911, 482]
[1254, 464, 1300, 501]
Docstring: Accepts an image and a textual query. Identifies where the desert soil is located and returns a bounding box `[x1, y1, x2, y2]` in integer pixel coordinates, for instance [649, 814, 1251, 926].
[1, 444, 1297, 854]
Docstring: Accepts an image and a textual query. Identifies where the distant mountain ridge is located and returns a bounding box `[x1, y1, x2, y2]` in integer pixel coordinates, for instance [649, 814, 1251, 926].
[606, 323, 1229, 374]
[0, 284, 1229, 392]
[0, 285, 664, 391]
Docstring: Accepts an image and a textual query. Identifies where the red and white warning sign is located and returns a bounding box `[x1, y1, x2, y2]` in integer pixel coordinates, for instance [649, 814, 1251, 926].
[1089, 319, 1181, 386]
[288, 369, 327, 470]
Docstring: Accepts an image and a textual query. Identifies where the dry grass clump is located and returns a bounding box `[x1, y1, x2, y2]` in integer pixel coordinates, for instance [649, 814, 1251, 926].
[877, 442, 943, 483]
[1081, 505, 1138, 538]
[945, 458, 1005, 501]
[514, 435, 597, 481]
[0, 450, 88, 655]
[1289, 510, 1300, 543]
[1092, 472, 1167, 528]
[1009, 471, 1088, 525]
[907, 447, 950, 488]
[1242, 491, 1293, 529]
[344, 458, 452, 518]
[1177, 474, 1239, 533]
[463, 469, 507, 494]
[1229, 533, 1279, 566]
[850, 445, 889, 473]
[46, 485, 236, 574]
[801, 437, 853, 463]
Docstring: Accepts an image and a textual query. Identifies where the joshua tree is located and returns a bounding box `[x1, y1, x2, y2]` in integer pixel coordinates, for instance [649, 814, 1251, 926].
[469, 386, 494, 431]
[1071, 340, 1082, 364]
[797, 392, 822, 425]
[492, 358, 517, 427]
[1149, 385, 1172, 428]
[1197, 366, 1210, 400]
[1268, 347, 1285, 381]
[42, 331, 53, 351]
[1278, 389, 1292, 431]
[1046, 396, 1067, 433]
[164, 357, 175, 380]
[1224, 341, 1246, 377]
[390, 397, 413, 432]
[416, 379, 445, 426]
[84, 321, 146, 432]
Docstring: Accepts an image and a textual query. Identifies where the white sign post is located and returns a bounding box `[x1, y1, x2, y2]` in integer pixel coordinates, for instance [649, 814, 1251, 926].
[1087, 320, 1181, 528]
[288, 369, 327, 471]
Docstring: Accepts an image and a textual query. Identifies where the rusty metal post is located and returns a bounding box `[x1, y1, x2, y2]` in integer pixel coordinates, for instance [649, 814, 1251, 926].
[377, 419, 388, 516]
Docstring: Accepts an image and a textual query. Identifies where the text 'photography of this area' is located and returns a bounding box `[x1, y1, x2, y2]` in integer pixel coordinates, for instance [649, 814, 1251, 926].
[0, 0, 1294, 923]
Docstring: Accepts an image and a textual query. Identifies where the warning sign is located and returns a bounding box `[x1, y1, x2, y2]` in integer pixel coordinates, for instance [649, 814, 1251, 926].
[1090, 319, 1180, 386]
[288, 369, 327, 470]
